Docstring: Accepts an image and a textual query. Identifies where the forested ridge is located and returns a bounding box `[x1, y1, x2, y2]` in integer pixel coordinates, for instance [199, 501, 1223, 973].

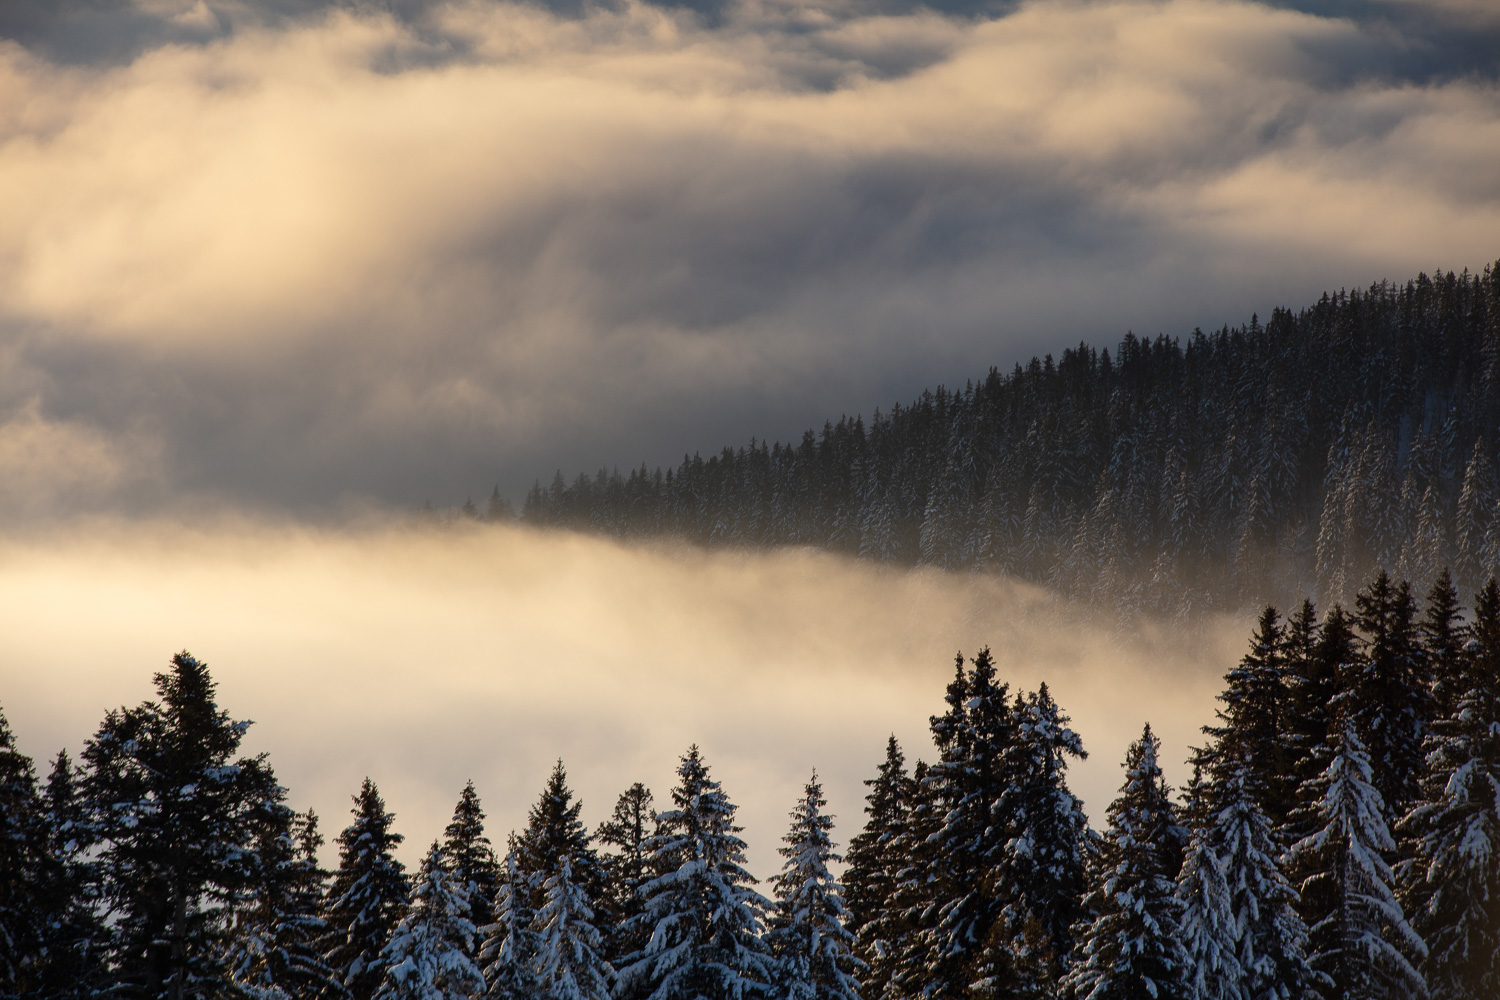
[510, 263, 1500, 622]
[4, 568, 1500, 999]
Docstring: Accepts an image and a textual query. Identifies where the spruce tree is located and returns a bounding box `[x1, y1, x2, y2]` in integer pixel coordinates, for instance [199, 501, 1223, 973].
[766, 773, 862, 1000]
[1289, 723, 1424, 1000]
[1419, 569, 1468, 720]
[1065, 724, 1189, 1000]
[1282, 606, 1355, 848]
[1210, 767, 1312, 1000]
[596, 782, 656, 966]
[478, 845, 542, 1000]
[518, 762, 601, 911]
[375, 842, 484, 1000]
[1203, 607, 1291, 822]
[843, 737, 909, 1000]
[922, 648, 1017, 995]
[0, 706, 46, 996]
[535, 854, 613, 1000]
[884, 759, 937, 1000]
[990, 683, 1089, 987]
[325, 778, 412, 1000]
[1176, 830, 1243, 1000]
[615, 746, 774, 1000]
[229, 808, 343, 999]
[443, 782, 500, 944]
[38, 749, 106, 998]
[80, 651, 281, 1000]
[1348, 572, 1430, 816]
[1399, 578, 1500, 999]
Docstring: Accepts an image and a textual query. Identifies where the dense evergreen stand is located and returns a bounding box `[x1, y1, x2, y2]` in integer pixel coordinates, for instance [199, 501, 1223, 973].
[1, 567, 1498, 997]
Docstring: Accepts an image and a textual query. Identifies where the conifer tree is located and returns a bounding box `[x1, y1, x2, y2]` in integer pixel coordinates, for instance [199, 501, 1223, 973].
[766, 773, 862, 1000]
[615, 746, 774, 1000]
[1065, 724, 1189, 1000]
[844, 737, 909, 1000]
[443, 782, 500, 943]
[1282, 606, 1354, 847]
[596, 782, 656, 965]
[1203, 607, 1290, 820]
[518, 762, 601, 911]
[38, 749, 106, 997]
[325, 778, 411, 1000]
[0, 706, 46, 996]
[1289, 723, 1424, 1000]
[1176, 830, 1243, 1000]
[1419, 570, 1468, 720]
[923, 648, 1017, 995]
[1399, 578, 1500, 999]
[1348, 572, 1430, 816]
[1210, 767, 1312, 1000]
[990, 683, 1089, 986]
[479, 845, 542, 1000]
[883, 759, 938, 1000]
[230, 807, 344, 999]
[376, 842, 484, 1000]
[80, 651, 281, 1000]
[535, 854, 613, 1000]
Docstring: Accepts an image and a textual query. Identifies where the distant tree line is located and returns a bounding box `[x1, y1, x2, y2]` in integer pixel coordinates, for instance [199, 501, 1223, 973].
[509, 264, 1500, 622]
[3, 568, 1500, 999]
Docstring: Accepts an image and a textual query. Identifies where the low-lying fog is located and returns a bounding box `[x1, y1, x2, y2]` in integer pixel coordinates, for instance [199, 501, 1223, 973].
[0, 518, 1247, 876]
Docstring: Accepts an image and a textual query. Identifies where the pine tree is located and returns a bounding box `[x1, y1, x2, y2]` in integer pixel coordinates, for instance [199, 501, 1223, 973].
[596, 782, 655, 965]
[535, 854, 613, 1000]
[325, 778, 412, 1000]
[1399, 578, 1500, 999]
[229, 808, 344, 999]
[478, 845, 543, 1000]
[443, 782, 500, 945]
[1203, 607, 1290, 821]
[1065, 723, 1189, 1000]
[1289, 723, 1424, 1000]
[766, 773, 862, 1000]
[376, 842, 485, 1000]
[844, 738, 909, 1000]
[615, 746, 774, 1000]
[80, 651, 281, 1000]
[1210, 767, 1312, 1000]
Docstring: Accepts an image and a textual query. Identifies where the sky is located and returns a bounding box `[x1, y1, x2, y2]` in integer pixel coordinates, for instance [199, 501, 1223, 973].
[0, 0, 1495, 870]
[0, 0, 1495, 516]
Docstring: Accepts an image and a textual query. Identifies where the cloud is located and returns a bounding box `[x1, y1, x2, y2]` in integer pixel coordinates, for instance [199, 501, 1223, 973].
[0, 0, 1493, 516]
[0, 517, 1246, 873]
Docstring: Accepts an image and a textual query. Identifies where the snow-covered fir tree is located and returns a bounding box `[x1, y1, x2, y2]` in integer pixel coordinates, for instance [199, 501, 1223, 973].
[443, 782, 500, 948]
[229, 807, 344, 999]
[991, 683, 1090, 987]
[534, 853, 613, 1000]
[844, 737, 910, 1000]
[1289, 722, 1424, 1000]
[766, 773, 862, 1000]
[375, 842, 485, 1000]
[38, 749, 106, 997]
[1399, 578, 1500, 999]
[325, 777, 412, 1000]
[479, 844, 543, 1000]
[1202, 608, 1292, 824]
[1065, 723, 1190, 1000]
[80, 651, 281, 999]
[1176, 829, 1243, 1000]
[518, 762, 602, 913]
[615, 746, 775, 1000]
[1209, 766, 1312, 1000]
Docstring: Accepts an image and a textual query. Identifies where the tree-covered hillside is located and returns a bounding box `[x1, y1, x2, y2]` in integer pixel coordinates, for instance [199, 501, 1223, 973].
[515, 264, 1500, 620]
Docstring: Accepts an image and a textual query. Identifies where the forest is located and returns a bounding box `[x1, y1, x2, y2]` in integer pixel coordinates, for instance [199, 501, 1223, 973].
[511, 265, 1500, 624]
[1, 568, 1497, 1000]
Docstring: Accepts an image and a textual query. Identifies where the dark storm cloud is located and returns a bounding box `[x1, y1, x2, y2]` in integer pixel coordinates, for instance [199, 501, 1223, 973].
[0, 0, 1495, 517]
